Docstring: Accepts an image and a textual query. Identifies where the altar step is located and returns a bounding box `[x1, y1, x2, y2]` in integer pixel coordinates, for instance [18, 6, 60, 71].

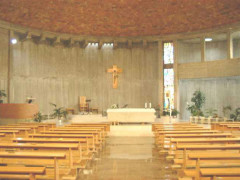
[108, 124, 153, 137]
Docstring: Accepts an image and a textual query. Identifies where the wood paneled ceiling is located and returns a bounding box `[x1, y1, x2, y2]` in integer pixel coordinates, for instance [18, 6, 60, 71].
[0, 0, 240, 37]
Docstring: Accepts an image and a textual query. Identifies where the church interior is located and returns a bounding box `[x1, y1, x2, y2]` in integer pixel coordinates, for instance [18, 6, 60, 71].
[0, 0, 240, 179]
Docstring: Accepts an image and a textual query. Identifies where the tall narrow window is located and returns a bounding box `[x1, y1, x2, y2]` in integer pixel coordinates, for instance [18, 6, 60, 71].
[163, 42, 174, 112]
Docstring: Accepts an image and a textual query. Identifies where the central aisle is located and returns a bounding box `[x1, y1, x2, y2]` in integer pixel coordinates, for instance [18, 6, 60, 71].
[78, 137, 177, 180]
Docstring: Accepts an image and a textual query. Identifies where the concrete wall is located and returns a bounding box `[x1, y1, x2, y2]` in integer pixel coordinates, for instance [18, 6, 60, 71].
[179, 76, 240, 120]
[8, 38, 159, 114]
[0, 28, 8, 100]
[233, 39, 240, 59]
[206, 40, 227, 61]
[178, 41, 201, 63]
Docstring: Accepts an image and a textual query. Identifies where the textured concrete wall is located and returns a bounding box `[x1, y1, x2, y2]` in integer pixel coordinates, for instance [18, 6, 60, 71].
[0, 28, 8, 102]
[178, 41, 201, 63]
[178, 59, 240, 79]
[233, 39, 240, 58]
[206, 40, 227, 61]
[10, 39, 159, 114]
[179, 76, 240, 120]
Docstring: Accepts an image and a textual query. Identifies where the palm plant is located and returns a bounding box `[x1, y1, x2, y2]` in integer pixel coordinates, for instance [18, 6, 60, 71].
[50, 103, 67, 120]
[33, 112, 44, 123]
[230, 108, 240, 121]
[0, 90, 7, 103]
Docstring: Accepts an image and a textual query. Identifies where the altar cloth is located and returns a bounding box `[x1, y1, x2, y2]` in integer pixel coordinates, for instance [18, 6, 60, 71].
[107, 108, 156, 123]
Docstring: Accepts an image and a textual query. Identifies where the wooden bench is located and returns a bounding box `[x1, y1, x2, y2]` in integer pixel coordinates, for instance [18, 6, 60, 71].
[1, 125, 39, 134]
[12, 137, 90, 160]
[0, 127, 32, 136]
[169, 137, 240, 150]
[0, 166, 46, 180]
[40, 130, 102, 145]
[68, 123, 110, 131]
[157, 133, 232, 146]
[28, 134, 96, 154]
[0, 130, 20, 138]
[0, 143, 80, 169]
[49, 127, 107, 137]
[0, 151, 65, 180]
[200, 168, 240, 180]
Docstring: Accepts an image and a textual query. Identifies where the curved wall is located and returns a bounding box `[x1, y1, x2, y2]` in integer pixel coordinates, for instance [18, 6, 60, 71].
[0, 22, 240, 118]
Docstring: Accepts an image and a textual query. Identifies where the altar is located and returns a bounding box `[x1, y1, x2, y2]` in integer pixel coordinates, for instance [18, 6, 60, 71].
[107, 108, 156, 123]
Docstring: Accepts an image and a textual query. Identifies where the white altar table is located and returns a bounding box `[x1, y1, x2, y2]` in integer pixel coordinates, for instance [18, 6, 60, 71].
[107, 108, 156, 123]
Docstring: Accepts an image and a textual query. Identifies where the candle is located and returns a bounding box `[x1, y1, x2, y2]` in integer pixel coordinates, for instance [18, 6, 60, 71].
[149, 103, 151, 108]
[145, 103, 147, 108]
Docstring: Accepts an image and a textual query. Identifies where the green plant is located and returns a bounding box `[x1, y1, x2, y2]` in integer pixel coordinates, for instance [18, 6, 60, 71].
[187, 90, 206, 116]
[33, 112, 44, 123]
[171, 109, 180, 117]
[154, 105, 161, 118]
[0, 90, 7, 98]
[205, 108, 217, 117]
[111, 104, 119, 109]
[230, 108, 240, 121]
[50, 103, 67, 120]
[222, 105, 232, 118]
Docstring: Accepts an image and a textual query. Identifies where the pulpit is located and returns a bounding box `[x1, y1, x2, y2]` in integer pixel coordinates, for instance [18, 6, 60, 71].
[0, 103, 39, 125]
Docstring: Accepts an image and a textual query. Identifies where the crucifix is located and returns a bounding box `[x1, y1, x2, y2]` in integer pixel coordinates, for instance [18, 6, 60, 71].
[107, 65, 123, 89]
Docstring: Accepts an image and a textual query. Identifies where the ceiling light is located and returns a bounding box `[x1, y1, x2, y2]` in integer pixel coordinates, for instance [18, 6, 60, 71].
[205, 38, 212, 42]
[11, 38, 17, 44]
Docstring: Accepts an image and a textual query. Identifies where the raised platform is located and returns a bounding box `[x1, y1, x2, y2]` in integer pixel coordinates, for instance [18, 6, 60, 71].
[70, 114, 108, 123]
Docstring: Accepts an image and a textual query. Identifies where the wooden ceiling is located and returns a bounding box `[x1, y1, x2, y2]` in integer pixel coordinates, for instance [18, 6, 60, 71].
[0, 0, 240, 37]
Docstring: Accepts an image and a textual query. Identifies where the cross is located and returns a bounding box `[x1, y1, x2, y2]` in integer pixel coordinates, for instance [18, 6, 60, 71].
[107, 65, 122, 89]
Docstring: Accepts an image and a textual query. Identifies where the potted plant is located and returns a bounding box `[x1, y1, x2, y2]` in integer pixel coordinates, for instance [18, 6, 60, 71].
[0, 90, 7, 104]
[50, 103, 68, 120]
[154, 105, 161, 118]
[205, 108, 218, 118]
[171, 109, 180, 118]
[33, 112, 44, 123]
[230, 107, 240, 121]
[222, 105, 232, 118]
[187, 90, 206, 117]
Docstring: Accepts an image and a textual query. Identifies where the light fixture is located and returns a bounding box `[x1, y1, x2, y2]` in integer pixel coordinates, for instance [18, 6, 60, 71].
[205, 38, 212, 42]
[11, 38, 17, 44]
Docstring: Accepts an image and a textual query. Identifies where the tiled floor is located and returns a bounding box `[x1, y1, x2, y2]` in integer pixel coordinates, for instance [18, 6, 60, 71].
[78, 137, 177, 180]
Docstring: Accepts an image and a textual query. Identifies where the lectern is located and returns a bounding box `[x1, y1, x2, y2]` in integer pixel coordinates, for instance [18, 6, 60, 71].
[0, 104, 39, 125]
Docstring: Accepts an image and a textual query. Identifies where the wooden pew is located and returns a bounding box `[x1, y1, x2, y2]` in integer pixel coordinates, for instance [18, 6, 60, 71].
[0, 151, 65, 180]
[169, 137, 240, 150]
[211, 122, 240, 131]
[40, 131, 102, 147]
[176, 152, 240, 171]
[0, 166, 46, 180]
[0, 125, 39, 134]
[200, 168, 240, 180]
[68, 123, 110, 131]
[28, 134, 96, 154]
[0, 143, 80, 169]
[49, 127, 107, 138]
[12, 137, 89, 160]
[0, 127, 32, 136]
[0, 130, 20, 138]
[156, 132, 231, 146]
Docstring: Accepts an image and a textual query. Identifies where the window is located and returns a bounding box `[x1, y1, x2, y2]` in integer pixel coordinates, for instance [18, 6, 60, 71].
[163, 42, 174, 112]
